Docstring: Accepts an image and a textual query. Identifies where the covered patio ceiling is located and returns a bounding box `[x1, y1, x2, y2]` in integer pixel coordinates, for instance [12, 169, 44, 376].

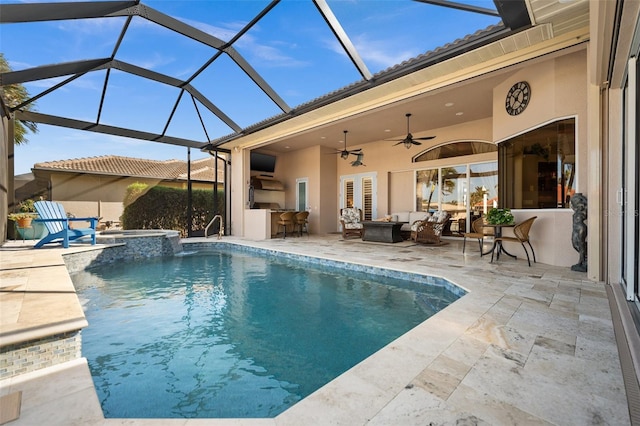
[0, 0, 589, 155]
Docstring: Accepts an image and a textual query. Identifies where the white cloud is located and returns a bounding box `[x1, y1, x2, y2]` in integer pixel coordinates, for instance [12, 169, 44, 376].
[56, 16, 127, 35]
[182, 16, 309, 68]
[319, 32, 417, 70]
[182, 17, 244, 42]
[351, 34, 418, 69]
[128, 52, 176, 71]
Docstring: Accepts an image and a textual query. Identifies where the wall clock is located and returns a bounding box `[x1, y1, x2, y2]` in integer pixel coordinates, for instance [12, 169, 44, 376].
[505, 81, 531, 116]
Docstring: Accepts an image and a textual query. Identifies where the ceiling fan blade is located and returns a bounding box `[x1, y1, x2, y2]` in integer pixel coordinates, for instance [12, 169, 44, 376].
[391, 113, 435, 147]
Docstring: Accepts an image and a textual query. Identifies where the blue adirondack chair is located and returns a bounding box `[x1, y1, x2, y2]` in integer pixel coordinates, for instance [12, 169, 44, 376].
[33, 201, 98, 248]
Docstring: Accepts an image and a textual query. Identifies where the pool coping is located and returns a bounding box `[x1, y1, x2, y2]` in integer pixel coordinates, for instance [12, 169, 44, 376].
[2, 238, 479, 424]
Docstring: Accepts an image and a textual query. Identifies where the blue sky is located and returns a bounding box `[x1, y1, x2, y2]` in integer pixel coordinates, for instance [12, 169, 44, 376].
[1, 0, 500, 175]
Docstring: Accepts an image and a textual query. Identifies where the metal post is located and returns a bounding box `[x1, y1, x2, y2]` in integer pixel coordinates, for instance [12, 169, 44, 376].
[214, 147, 219, 233]
[187, 147, 192, 238]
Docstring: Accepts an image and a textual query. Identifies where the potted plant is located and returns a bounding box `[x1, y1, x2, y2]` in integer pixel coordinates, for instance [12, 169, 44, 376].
[8, 199, 50, 241]
[486, 207, 514, 225]
[8, 199, 38, 228]
[8, 212, 35, 229]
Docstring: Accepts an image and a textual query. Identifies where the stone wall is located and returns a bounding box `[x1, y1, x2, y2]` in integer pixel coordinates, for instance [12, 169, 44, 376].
[0, 331, 81, 380]
[64, 231, 182, 273]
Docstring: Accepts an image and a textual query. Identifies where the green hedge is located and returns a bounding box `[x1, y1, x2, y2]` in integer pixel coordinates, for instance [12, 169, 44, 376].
[121, 184, 224, 237]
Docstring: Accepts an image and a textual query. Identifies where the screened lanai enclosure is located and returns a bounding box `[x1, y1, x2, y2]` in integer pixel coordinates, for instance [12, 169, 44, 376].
[0, 0, 534, 236]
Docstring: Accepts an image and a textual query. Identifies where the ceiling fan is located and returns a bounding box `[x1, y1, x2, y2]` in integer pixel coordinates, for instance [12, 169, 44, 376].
[350, 152, 365, 167]
[388, 113, 435, 149]
[333, 130, 362, 159]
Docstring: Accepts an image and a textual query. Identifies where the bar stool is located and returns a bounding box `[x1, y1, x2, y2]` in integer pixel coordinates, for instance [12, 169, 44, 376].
[277, 211, 296, 238]
[295, 211, 309, 236]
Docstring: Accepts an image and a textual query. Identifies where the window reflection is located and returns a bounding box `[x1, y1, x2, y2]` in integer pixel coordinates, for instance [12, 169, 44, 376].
[469, 162, 499, 216]
[416, 169, 439, 212]
[499, 118, 576, 209]
[415, 161, 498, 234]
[442, 165, 467, 226]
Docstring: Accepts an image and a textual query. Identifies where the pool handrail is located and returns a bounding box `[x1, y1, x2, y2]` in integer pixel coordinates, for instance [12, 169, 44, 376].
[205, 215, 224, 239]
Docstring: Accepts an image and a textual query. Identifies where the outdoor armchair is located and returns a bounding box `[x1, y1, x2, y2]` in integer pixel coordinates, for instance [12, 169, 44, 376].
[33, 200, 97, 248]
[340, 208, 364, 239]
[413, 210, 451, 245]
[462, 216, 487, 255]
[492, 216, 537, 266]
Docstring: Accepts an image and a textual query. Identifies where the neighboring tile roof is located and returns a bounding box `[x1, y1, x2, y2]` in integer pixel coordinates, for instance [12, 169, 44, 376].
[33, 155, 225, 182]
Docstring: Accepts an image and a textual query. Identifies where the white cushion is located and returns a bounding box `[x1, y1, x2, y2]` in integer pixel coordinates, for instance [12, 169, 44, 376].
[427, 210, 447, 222]
[393, 212, 410, 222]
[344, 222, 363, 229]
[341, 208, 361, 224]
[409, 211, 430, 224]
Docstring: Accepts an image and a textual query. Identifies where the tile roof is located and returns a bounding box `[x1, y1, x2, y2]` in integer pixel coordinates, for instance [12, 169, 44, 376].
[33, 155, 225, 182]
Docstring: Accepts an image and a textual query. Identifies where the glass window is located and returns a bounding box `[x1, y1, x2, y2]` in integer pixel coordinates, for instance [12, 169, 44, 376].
[415, 161, 497, 234]
[498, 118, 576, 209]
[416, 169, 439, 212]
[414, 141, 496, 162]
[442, 165, 468, 224]
[469, 162, 498, 216]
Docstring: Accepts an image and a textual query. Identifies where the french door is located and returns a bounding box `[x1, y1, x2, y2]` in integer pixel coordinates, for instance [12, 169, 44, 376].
[340, 173, 376, 221]
[296, 178, 308, 212]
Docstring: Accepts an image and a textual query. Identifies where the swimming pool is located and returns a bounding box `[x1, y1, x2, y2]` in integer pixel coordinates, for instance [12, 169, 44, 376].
[72, 246, 462, 418]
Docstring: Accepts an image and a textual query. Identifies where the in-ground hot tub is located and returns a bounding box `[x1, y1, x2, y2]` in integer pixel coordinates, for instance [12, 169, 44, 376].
[58, 230, 184, 272]
[96, 229, 182, 258]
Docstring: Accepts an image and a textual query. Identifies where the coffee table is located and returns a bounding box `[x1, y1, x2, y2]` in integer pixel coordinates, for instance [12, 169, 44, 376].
[361, 221, 405, 243]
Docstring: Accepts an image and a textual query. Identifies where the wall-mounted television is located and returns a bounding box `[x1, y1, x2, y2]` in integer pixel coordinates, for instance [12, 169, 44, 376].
[250, 152, 276, 173]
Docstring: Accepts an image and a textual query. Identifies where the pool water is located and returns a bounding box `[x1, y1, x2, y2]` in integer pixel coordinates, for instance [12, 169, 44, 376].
[72, 248, 460, 418]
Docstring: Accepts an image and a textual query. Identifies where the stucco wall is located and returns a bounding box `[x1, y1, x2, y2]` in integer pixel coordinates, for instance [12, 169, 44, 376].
[275, 145, 338, 235]
[235, 48, 587, 267]
[334, 117, 495, 218]
[493, 49, 588, 193]
[318, 145, 338, 234]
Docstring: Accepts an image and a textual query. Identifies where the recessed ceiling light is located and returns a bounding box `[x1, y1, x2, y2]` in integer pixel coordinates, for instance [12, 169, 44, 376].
[456, 111, 464, 116]
[284, 146, 290, 149]
[320, 136, 326, 140]
[445, 102, 454, 107]
[384, 129, 391, 132]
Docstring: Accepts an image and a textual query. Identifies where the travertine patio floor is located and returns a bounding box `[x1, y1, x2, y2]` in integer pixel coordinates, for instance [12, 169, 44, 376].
[0, 234, 631, 425]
